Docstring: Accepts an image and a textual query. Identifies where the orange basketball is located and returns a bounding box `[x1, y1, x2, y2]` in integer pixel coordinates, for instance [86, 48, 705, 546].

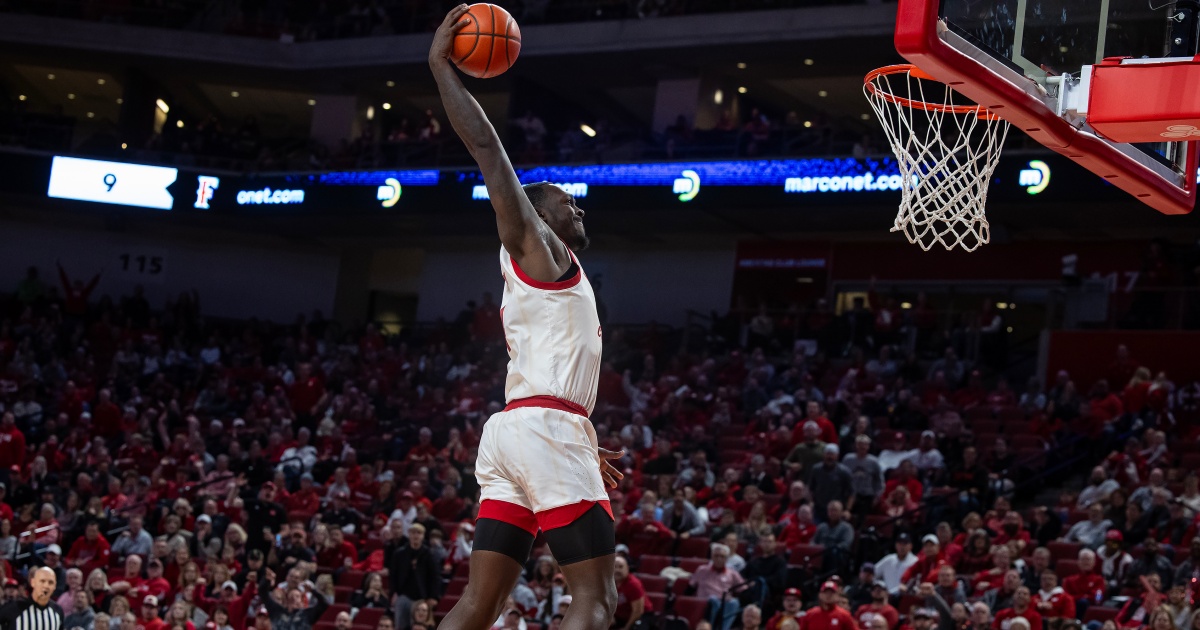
[452, 4, 521, 79]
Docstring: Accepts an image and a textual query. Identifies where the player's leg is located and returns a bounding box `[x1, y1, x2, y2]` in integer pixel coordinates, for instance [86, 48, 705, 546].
[545, 504, 618, 630]
[436, 520, 530, 628]
[444, 411, 539, 630]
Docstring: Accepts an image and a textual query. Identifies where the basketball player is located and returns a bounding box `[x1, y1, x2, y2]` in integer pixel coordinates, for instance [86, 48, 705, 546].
[0, 568, 63, 630]
[429, 5, 623, 630]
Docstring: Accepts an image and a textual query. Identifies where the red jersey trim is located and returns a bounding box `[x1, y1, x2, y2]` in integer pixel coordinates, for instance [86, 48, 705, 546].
[537, 500, 614, 531]
[505, 396, 589, 419]
[478, 499, 539, 536]
[479, 499, 614, 534]
[510, 252, 582, 291]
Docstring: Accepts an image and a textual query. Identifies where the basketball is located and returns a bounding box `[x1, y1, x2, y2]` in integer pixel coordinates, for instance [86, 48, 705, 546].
[452, 4, 521, 79]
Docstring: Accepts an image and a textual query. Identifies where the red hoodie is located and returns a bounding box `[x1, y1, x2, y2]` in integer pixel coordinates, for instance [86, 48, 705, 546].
[0, 426, 25, 469]
[194, 580, 258, 629]
[66, 534, 112, 576]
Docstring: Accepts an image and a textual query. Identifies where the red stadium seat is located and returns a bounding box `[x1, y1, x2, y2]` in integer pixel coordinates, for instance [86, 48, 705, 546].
[638, 555, 673, 575]
[334, 586, 353, 603]
[337, 571, 365, 588]
[670, 596, 710, 628]
[446, 578, 469, 596]
[678, 558, 707, 573]
[788, 544, 825, 570]
[1047, 541, 1083, 563]
[1083, 607, 1119, 624]
[436, 595, 461, 617]
[354, 608, 384, 627]
[1055, 559, 1080, 578]
[635, 573, 669, 594]
[676, 537, 711, 558]
[646, 592, 668, 615]
[319, 604, 351, 624]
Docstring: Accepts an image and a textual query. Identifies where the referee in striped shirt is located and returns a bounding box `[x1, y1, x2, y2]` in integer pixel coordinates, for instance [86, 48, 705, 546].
[0, 568, 63, 630]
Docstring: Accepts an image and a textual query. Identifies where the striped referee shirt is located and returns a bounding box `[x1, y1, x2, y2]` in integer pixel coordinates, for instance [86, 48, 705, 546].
[0, 598, 64, 630]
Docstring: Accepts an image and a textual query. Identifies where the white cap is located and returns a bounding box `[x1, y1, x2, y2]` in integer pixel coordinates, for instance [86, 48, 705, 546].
[922, 534, 939, 545]
[221, 580, 238, 593]
[45, 544, 62, 556]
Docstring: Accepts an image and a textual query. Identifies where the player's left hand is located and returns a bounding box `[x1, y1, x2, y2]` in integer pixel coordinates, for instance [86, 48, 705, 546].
[598, 448, 625, 488]
[429, 4, 472, 66]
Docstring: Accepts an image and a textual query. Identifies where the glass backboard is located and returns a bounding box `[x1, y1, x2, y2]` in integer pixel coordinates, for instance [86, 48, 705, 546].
[894, 0, 1199, 215]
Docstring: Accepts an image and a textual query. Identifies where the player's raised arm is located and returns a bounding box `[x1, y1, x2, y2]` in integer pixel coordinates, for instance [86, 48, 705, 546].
[429, 5, 557, 276]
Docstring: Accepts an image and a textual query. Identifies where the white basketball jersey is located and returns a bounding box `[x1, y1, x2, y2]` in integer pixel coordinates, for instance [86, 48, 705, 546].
[499, 245, 602, 415]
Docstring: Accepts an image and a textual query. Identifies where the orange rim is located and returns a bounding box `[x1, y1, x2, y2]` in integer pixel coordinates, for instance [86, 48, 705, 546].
[865, 64, 1003, 120]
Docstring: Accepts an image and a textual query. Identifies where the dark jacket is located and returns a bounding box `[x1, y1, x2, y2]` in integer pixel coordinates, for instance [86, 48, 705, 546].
[390, 543, 442, 601]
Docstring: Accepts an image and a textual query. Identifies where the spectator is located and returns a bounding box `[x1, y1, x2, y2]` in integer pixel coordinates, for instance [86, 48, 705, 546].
[808, 445, 853, 514]
[991, 587, 1042, 630]
[804, 582, 857, 630]
[1129, 537, 1174, 589]
[1032, 571, 1075, 626]
[813, 502, 853, 573]
[389, 523, 441, 627]
[1063, 503, 1112, 549]
[350, 573, 389, 610]
[613, 556, 651, 630]
[854, 580, 899, 629]
[766, 588, 804, 630]
[1075, 465, 1118, 511]
[741, 532, 786, 605]
[1098, 530, 1134, 593]
[1062, 549, 1106, 617]
[982, 571, 1022, 614]
[262, 584, 330, 630]
[689, 543, 743, 630]
[877, 534, 919, 596]
[742, 605, 763, 630]
[661, 490, 706, 539]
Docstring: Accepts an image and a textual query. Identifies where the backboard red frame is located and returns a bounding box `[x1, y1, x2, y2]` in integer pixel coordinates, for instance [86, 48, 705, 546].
[894, 0, 1198, 216]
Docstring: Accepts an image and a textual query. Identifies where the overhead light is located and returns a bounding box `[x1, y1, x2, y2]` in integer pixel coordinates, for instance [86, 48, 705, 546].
[230, 91, 239, 97]
[116, 98, 123, 104]
[97, 78, 106, 85]
[366, 106, 375, 120]
[176, 120, 184, 128]
[47, 73, 55, 80]
[996, 302, 1009, 310]
[818, 90, 828, 97]
[382, 102, 392, 110]
[713, 89, 723, 105]
[1009, 304, 1017, 310]
[86, 112, 94, 118]
[17, 95, 25, 101]
[804, 59, 814, 66]
[736, 62, 747, 69]
[156, 99, 170, 114]
[737, 86, 747, 94]
[1007, 326, 1014, 333]
[307, 99, 316, 106]
[580, 124, 596, 137]
[803, 121, 813, 128]
[67, 93, 75, 100]
[121, 143, 127, 149]
[901, 302, 913, 309]
[861, 113, 870, 120]
[386, 80, 395, 87]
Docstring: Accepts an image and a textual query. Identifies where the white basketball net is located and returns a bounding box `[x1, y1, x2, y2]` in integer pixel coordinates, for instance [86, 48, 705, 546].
[864, 66, 1010, 252]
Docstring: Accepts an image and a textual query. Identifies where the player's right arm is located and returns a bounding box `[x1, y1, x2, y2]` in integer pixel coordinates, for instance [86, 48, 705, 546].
[429, 5, 557, 278]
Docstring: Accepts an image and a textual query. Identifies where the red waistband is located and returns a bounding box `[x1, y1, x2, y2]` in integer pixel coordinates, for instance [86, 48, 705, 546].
[504, 395, 589, 418]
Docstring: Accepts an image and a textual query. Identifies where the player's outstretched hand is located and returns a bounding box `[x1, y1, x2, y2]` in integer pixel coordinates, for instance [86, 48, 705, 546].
[598, 448, 625, 488]
[429, 4, 472, 67]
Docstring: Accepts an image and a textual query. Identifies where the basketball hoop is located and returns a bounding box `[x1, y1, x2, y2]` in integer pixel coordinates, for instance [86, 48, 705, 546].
[864, 64, 1011, 252]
